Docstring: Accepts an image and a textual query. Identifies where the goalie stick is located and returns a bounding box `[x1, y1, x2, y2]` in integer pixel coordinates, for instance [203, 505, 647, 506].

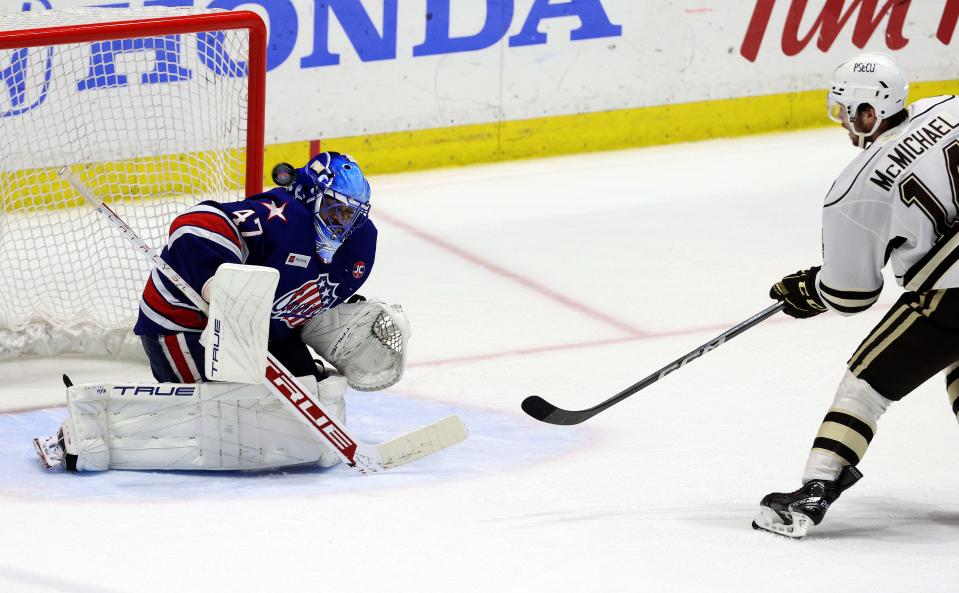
[521, 302, 785, 425]
[59, 167, 468, 473]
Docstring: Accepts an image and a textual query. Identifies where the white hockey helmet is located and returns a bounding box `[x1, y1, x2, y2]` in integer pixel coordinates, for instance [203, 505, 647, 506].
[827, 52, 908, 147]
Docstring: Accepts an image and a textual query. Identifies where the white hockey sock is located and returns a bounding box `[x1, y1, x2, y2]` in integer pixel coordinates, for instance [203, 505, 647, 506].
[801, 369, 892, 483]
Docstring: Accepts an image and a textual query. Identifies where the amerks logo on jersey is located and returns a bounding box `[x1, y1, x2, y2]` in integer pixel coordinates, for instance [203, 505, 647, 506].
[272, 274, 339, 328]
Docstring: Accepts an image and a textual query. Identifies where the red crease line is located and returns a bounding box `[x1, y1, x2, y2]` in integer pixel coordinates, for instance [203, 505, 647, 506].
[375, 210, 647, 336]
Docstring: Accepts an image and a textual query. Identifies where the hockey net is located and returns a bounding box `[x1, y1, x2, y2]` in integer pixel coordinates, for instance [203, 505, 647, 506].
[0, 7, 265, 360]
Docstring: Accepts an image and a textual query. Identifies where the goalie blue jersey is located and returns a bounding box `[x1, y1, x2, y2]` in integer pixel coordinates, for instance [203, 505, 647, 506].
[133, 188, 377, 340]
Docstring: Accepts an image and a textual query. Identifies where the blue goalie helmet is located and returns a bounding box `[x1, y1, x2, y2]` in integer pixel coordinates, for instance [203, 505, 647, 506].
[291, 152, 371, 263]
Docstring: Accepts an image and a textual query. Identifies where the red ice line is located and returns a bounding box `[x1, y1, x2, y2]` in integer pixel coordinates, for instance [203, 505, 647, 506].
[375, 209, 897, 369]
[373, 210, 647, 337]
[407, 317, 783, 368]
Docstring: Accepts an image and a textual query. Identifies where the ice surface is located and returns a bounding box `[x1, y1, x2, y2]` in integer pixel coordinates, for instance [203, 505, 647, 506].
[2, 129, 958, 593]
[0, 391, 585, 501]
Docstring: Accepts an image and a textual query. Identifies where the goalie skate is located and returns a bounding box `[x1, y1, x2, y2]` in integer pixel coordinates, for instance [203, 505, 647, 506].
[33, 433, 64, 470]
[33, 424, 78, 471]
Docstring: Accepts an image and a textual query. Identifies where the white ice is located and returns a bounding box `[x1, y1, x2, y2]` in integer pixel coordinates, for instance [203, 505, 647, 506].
[3, 129, 959, 593]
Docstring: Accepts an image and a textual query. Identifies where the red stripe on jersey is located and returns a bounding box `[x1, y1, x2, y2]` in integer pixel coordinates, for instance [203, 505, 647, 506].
[143, 278, 207, 330]
[293, 285, 320, 304]
[163, 334, 197, 382]
[169, 211, 242, 250]
[295, 290, 322, 307]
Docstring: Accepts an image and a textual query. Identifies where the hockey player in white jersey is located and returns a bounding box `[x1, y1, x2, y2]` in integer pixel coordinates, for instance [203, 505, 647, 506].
[754, 53, 959, 538]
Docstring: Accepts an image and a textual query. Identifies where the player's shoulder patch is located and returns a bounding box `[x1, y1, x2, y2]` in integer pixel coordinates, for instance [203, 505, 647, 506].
[351, 260, 367, 279]
[257, 189, 312, 221]
[332, 219, 376, 282]
[256, 197, 289, 222]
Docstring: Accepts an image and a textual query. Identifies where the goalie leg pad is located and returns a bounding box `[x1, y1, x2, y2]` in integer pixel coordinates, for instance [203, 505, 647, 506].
[62, 376, 347, 471]
[301, 299, 411, 391]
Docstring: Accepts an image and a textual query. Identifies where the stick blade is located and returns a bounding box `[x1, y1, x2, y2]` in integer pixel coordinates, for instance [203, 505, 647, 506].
[521, 395, 590, 426]
[371, 415, 469, 470]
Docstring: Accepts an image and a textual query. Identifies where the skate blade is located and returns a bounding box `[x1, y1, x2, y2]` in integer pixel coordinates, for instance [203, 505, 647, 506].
[751, 506, 811, 539]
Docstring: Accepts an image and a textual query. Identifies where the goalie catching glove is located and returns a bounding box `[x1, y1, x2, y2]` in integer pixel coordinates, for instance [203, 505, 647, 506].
[770, 266, 827, 319]
[301, 298, 410, 391]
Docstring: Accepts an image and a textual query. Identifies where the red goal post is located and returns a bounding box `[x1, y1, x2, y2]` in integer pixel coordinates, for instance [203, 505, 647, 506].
[0, 7, 267, 360]
[0, 10, 266, 196]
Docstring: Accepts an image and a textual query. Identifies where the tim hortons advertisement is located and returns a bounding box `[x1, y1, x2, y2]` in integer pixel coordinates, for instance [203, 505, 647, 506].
[4, 1, 958, 143]
[741, 0, 959, 61]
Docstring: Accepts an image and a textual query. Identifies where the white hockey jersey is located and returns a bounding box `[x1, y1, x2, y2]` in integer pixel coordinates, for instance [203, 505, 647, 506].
[818, 95, 959, 314]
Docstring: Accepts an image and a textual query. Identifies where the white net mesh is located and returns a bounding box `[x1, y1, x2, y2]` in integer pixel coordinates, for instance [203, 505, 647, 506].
[0, 7, 258, 358]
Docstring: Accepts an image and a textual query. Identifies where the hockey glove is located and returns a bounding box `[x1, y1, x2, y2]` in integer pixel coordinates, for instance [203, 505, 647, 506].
[770, 266, 828, 319]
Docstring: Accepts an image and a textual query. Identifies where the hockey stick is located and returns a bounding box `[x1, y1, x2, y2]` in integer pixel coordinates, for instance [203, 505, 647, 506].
[59, 167, 467, 473]
[521, 302, 786, 425]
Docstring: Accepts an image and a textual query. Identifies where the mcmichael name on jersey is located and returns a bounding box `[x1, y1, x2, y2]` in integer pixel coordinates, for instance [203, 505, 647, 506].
[870, 113, 959, 191]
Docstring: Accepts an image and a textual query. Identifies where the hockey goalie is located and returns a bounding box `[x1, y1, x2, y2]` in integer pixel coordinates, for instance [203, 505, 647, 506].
[33, 152, 411, 472]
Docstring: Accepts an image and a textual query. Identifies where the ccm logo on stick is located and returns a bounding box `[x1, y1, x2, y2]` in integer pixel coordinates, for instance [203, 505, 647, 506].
[657, 337, 727, 379]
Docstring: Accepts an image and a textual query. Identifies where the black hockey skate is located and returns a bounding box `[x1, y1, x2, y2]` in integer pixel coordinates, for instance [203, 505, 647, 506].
[752, 465, 862, 538]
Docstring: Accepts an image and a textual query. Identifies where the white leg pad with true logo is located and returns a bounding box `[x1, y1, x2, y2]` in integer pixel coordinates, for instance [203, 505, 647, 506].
[199, 263, 279, 384]
[60, 375, 347, 471]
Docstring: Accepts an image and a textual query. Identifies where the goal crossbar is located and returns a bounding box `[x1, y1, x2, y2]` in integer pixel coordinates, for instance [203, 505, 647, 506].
[0, 10, 267, 197]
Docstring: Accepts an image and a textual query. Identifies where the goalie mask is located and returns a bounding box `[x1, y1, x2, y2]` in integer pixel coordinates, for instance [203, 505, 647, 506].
[292, 152, 372, 263]
[827, 52, 908, 148]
